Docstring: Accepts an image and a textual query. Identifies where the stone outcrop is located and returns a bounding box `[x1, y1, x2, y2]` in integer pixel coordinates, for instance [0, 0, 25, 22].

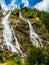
[0, 19, 3, 52]
[0, 4, 1, 10]
[10, 18, 32, 54]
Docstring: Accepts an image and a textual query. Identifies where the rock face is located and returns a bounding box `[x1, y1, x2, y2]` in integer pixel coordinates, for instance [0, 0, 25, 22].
[0, 10, 49, 56]
[0, 4, 1, 10]
[0, 19, 4, 52]
[10, 16, 49, 53]
[31, 23, 49, 50]
[0, 13, 10, 54]
[10, 18, 32, 54]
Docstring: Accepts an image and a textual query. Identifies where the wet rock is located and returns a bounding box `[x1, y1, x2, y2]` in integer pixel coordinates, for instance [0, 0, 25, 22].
[25, 25, 29, 30]
[3, 45, 8, 51]
[39, 35, 49, 41]
[0, 46, 2, 52]
[0, 25, 3, 30]
[0, 39, 2, 43]
[13, 38, 16, 45]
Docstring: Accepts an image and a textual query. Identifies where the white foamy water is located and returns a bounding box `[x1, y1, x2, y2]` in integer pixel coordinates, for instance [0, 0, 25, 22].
[11, 27, 26, 57]
[2, 12, 17, 52]
[19, 12, 43, 47]
[27, 20, 40, 47]
[2, 11, 26, 57]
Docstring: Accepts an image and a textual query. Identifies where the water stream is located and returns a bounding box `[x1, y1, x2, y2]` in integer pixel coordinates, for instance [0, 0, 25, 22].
[2, 12, 18, 52]
[11, 27, 26, 56]
[19, 12, 43, 47]
[2, 11, 26, 57]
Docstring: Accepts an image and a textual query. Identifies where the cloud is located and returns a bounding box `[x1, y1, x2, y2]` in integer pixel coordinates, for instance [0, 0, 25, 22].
[0, 0, 29, 10]
[34, 0, 49, 11]
[8, 0, 20, 10]
[8, 0, 16, 8]
[0, 0, 8, 11]
[22, 0, 29, 7]
[0, 0, 19, 10]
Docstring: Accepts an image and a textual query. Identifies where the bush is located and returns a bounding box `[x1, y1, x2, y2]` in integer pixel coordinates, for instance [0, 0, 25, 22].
[11, 9, 19, 16]
[7, 57, 22, 65]
[27, 46, 49, 65]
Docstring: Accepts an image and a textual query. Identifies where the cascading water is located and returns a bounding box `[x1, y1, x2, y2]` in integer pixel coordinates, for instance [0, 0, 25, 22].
[27, 20, 40, 47]
[2, 11, 26, 57]
[2, 12, 17, 52]
[19, 12, 43, 47]
[11, 27, 26, 56]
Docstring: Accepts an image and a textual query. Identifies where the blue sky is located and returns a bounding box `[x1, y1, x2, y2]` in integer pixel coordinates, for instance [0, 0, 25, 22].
[4, 0, 42, 7]
[28, 0, 42, 7]
[0, 0, 49, 11]
[4, 0, 11, 5]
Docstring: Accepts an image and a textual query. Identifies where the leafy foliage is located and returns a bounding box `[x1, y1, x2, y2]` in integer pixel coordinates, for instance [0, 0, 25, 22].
[27, 46, 49, 65]
[21, 7, 49, 37]
[11, 9, 19, 17]
[3, 7, 49, 65]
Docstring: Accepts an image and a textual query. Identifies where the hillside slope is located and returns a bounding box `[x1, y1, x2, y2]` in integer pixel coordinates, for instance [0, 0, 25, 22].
[0, 7, 49, 65]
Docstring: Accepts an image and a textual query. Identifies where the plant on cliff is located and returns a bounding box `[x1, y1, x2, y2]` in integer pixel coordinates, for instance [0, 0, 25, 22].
[27, 46, 49, 65]
[7, 57, 22, 65]
[11, 9, 19, 16]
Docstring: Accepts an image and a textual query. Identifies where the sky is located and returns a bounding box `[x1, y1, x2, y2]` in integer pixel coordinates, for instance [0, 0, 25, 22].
[0, 0, 49, 11]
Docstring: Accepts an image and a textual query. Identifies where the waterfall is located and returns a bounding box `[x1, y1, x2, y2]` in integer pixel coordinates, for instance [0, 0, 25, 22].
[27, 20, 40, 47]
[19, 12, 43, 47]
[2, 12, 17, 52]
[11, 27, 26, 57]
[2, 11, 26, 57]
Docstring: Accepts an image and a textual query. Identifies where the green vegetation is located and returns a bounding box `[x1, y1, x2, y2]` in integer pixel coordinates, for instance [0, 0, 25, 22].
[7, 57, 22, 65]
[0, 52, 23, 65]
[0, 7, 49, 65]
[0, 45, 49, 65]
[27, 46, 49, 65]
[21, 7, 49, 37]
[10, 7, 49, 38]
[11, 9, 19, 17]
[0, 11, 2, 18]
[9, 7, 49, 65]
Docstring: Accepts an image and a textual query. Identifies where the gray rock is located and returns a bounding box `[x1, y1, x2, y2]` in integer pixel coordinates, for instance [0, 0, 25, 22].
[3, 45, 8, 51]
[0, 46, 2, 52]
